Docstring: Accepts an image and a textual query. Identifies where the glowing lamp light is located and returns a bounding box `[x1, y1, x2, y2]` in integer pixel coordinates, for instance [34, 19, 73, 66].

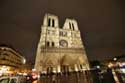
[121, 69, 125, 73]
[108, 63, 114, 68]
[23, 58, 26, 64]
[96, 65, 100, 69]
[119, 63, 125, 67]
[23, 72, 27, 76]
[113, 58, 117, 61]
[57, 65, 61, 73]
[32, 68, 36, 72]
[0, 66, 9, 74]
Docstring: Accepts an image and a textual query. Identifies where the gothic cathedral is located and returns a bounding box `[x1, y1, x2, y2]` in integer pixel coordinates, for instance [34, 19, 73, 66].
[35, 13, 89, 73]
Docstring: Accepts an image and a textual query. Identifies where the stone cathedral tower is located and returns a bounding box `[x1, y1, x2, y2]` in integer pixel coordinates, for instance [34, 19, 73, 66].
[35, 14, 89, 73]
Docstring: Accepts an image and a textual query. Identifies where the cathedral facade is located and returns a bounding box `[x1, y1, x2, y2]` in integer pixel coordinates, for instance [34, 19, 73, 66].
[35, 14, 89, 73]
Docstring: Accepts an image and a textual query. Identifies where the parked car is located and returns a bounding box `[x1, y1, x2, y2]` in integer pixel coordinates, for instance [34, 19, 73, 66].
[0, 76, 26, 83]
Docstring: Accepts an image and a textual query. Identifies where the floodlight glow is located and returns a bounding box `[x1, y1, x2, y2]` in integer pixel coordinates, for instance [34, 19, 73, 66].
[23, 58, 26, 64]
[113, 58, 117, 61]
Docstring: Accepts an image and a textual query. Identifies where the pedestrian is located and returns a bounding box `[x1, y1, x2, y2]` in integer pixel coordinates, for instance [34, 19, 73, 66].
[31, 72, 39, 83]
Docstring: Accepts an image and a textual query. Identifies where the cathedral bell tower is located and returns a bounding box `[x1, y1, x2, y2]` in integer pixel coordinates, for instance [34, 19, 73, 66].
[35, 13, 89, 73]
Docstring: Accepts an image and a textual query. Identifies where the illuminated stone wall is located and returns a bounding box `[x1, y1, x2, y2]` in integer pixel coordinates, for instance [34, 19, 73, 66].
[35, 14, 89, 73]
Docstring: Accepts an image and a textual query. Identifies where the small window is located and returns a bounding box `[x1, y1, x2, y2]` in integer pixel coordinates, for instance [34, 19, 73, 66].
[52, 19, 55, 27]
[47, 30, 50, 34]
[52, 42, 55, 47]
[59, 31, 63, 36]
[48, 18, 51, 26]
[59, 31, 67, 37]
[69, 22, 72, 29]
[72, 23, 75, 30]
[80, 65, 83, 69]
[46, 41, 50, 47]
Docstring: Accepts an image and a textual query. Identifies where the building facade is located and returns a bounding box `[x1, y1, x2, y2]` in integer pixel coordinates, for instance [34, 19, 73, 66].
[0, 45, 26, 75]
[35, 14, 89, 73]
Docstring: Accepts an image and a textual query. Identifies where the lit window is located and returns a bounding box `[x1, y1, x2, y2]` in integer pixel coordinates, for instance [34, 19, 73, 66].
[47, 30, 50, 34]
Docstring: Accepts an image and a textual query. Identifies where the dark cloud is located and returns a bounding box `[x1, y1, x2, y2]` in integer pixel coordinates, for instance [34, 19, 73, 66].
[0, 0, 124, 62]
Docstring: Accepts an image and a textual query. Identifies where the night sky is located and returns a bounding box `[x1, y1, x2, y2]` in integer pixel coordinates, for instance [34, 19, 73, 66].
[0, 0, 124, 63]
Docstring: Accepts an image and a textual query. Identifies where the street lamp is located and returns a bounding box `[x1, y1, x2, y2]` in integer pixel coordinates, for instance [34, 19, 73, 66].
[113, 57, 117, 61]
[22, 58, 26, 64]
[96, 65, 100, 69]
